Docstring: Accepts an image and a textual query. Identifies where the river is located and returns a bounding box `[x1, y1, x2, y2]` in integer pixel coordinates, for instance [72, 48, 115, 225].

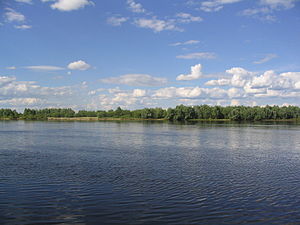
[1, 121, 300, 224]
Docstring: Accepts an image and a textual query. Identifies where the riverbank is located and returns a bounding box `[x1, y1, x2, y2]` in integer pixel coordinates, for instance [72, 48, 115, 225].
[1, 106, 300, 122]
[1, 117, 299, 122]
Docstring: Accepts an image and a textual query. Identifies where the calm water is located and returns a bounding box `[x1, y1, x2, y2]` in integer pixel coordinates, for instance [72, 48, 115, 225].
[0, 121, 300, 224]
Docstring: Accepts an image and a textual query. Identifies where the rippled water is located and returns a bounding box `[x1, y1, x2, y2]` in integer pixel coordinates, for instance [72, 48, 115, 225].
[1, 121, 300, 224]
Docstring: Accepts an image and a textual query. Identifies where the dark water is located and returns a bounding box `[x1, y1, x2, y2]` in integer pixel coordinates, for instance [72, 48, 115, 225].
[0, 121, 300, 225]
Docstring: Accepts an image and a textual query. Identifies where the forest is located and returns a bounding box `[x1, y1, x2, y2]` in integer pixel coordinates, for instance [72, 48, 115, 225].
[0, 105, 300, 121]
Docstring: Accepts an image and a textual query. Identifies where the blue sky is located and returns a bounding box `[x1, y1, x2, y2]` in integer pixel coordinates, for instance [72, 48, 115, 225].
[1, 0, 300, 110]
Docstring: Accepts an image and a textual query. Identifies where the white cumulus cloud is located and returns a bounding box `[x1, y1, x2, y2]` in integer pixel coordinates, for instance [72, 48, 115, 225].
[251, 70, 276, 88]
[226, 67, 254, 87]
[154, 87, 202, 98]
[176, 64, 203, 81]
[67, 60, 91, 70]
[250, 70, 294, 90]
[205, 78, 231, 86]
[50, 0, 94, 11]
[280, 72, 300, 82]
[133, 89, 146, 97]
[127, 0, 145, 13]
[204, 67, 300, 102]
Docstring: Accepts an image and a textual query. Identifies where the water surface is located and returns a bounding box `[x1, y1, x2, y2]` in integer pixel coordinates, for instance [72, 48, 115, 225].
[1, 121, 300, 224]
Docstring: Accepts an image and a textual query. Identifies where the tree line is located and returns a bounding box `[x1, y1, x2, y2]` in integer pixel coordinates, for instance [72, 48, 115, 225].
[0, 105, 299, 121]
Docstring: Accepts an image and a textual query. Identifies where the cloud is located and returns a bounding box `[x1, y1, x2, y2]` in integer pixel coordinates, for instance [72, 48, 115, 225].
[107, 16, 128, 26]
[171, 87, 203, 98]
[0, 76, 16, 87]
[0, 76, 92, 110]
[154, 86, 229, 99]
[133, 13, 203, 32]
[228, 87, 244, 98]
[153, 67, 300, 103]
[204, 67, 300, 102]
[260, 0, 297, 9]
[241, 0, 297, 21]
[0, 98, 45, 107]
[50, 0, 94, 11]
[134, 18, 182, 32]
[127, 0, 145, 13]
[176, 52, 216, 59]
[6, 66, 17, 70]
[114, 6, 202, 33]
[25, 65, 65, 71]
[176, 13, 203, 23]
[154, 87, 202, 98]
[250, 70, 276, 88]
[14, 24, 32, 29]
[240, 7, 277, 21]
[132, 89, 146, 97]
[0, 76, 73, 98]
[230, 99, 240, 106]
[250, 70, 294, 90]
[0, 77, 148, 110]
[280, 72, 300, 83]
[67, 60, 91, 70]
[206, 88, 228, 99]
[176, 64, 203, 81]
[226, 67, 254, 87]
[15, 0, 32, 4]
[170, 40, 200, 46]
[200, 0, 243, 12]
[205, 67, 255, 87]
[243, 82, 267, 94]
[4, 8, 25, 22]
[108, 87, 122, 94]
[205, 78, 231, 86]
[101, 74, 167, 87]
[1, 67, 300, 109]
[253, 54, 277, 64]
[241, 7, 271, 16]
[88, 88, 105, 96]
[3, 8, 32, 29]
[87, 87, 151, 110]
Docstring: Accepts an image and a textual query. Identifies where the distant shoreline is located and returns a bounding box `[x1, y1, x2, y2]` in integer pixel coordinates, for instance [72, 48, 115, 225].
[1, 105, 300, 121]
[1, 117, 299, 122]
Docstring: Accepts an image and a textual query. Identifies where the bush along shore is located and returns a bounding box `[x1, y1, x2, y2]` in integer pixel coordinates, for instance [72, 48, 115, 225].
[0, 105, 300, 121]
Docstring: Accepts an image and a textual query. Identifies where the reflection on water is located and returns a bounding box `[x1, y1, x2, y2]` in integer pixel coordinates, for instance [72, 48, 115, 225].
[0, 121, 300, 224]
